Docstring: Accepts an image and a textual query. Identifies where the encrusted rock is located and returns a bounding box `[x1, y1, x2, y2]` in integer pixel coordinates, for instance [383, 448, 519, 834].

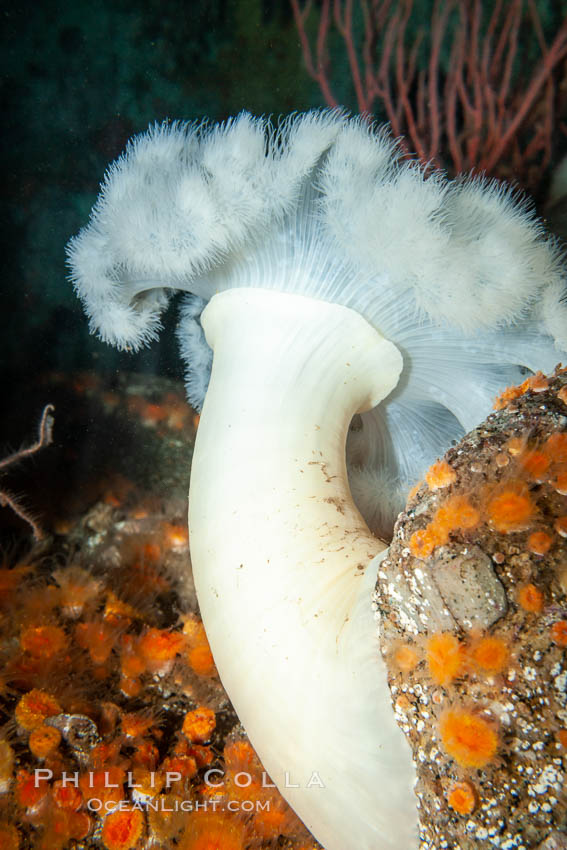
[375, 367, 567, 849]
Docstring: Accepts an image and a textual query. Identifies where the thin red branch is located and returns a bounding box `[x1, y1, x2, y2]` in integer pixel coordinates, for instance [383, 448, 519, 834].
[334, 0, 370, 113]
[483, 17, 567, 173]
[290, 0, 339, 108]
[425, 0, 450, 161]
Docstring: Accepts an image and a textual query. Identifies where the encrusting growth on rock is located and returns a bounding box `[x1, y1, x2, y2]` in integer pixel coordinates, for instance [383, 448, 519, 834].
[0, 505, 320, 850]
[376, 365, 567, 849]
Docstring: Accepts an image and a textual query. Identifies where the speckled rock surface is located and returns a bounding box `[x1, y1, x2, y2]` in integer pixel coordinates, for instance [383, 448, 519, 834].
[375, 368, 567, 850]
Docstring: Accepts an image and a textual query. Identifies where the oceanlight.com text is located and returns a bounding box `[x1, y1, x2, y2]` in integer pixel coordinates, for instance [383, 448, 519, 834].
[85, 798, 271, 813]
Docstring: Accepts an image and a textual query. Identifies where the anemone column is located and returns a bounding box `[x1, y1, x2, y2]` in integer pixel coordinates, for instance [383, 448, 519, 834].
[188, 288, 417, 850]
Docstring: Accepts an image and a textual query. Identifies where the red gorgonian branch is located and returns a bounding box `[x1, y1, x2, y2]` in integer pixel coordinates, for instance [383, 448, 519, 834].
[0, 404, 55, 540]
[291, 0, 567, 185]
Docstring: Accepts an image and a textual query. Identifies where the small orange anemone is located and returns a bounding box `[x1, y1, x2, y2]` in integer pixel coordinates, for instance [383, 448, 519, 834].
[138, 628, 184, 666]
[75, 620, 117, 665]
[425, 460, 457, 490]
[393, 644, 420, 673]
[470, 636, 509, 674]
[410, 526, 442, 559]
[121, 712, 157, 739]
[527, 531, 553, 556]
[447, 780, 477, 815]
[525, 372, 549, 393]
[183, 616, 216, 677]
[182, 706, 216, 743]
[101, 806, 144, 850]
[187, 644, 216, 677]
[14, 768, 49, 809]
[52, 780, 83, 811]
[28, 724, 61, 758]
[161, 754, 198, 781]
[53, 566, 102, 618]
[517, 583, 544, 613]
[15, 689, 62, 731]
[20, 625, 67, 659]
[434, 495, 480, 533]
[129, 767, 164, 798]
[0, 823, 20, 850]
[487, 483, 534, 533]
[551, 620, 567, 647]
[224, 739, 261, 775]
[519, 450, 550, 481]
[120, 676, 142, 698]
[178, 812, 246, 850]
[554, 467, 567, 494]
[79, 767, 125, 810]
[120, 635, 145, 679]
[104, 592, 140, 623]
[439, 708, 498, 768]
[544, 432, 567, 462]
[426, 633, 463, 686]
[131, 739, 160, 771]
[493, 384, 525, 409]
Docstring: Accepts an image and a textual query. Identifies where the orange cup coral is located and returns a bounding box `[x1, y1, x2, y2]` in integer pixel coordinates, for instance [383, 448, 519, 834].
[439, 708, 498, 768]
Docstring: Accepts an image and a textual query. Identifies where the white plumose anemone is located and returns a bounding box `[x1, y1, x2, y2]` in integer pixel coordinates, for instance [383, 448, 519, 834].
[67, 111, 566, 850]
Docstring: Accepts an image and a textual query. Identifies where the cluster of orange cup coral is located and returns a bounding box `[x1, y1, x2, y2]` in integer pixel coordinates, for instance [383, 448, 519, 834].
[409, 426, 567, 563]
[391, 630, 509, 771]
[492, 370, 554, 410]
[425, 632, 509, 686]
[0, 527, 317, 849]
[402, 416, 567, 769]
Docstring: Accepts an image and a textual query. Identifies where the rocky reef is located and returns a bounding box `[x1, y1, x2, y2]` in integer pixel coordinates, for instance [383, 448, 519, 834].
[377, 367, 567, 849]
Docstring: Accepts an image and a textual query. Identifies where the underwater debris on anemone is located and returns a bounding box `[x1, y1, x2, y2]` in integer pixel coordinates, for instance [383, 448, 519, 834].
[376, 365, 567, 850]
[0, 494, 320, 849]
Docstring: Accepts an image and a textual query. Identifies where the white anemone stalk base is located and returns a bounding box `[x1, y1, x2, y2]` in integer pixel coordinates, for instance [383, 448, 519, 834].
[188, 288, 417, 850]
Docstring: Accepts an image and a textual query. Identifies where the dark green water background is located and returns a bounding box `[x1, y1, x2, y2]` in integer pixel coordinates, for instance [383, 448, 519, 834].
[0, 0, 565, 453]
